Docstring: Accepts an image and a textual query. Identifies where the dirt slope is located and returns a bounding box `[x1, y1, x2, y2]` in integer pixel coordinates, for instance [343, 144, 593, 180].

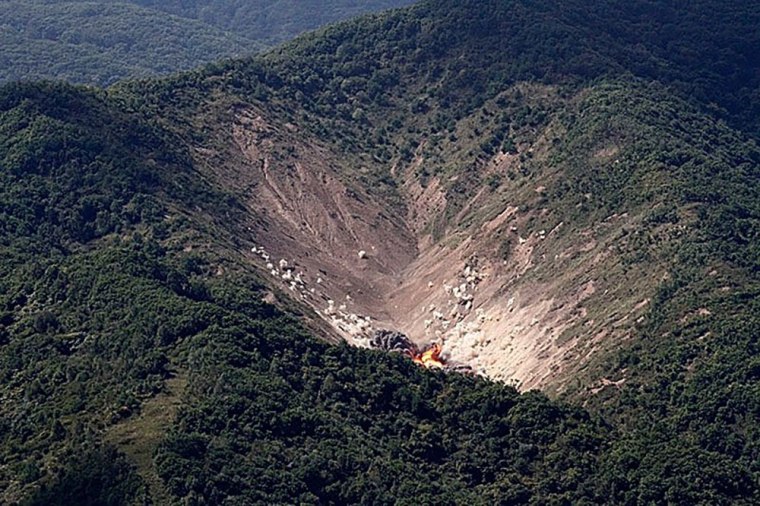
[193, 91, 666, 393]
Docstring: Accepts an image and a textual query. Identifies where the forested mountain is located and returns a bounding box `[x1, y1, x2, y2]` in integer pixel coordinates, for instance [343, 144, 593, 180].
[0, 0, 416, 85]
[1, 0, 759, 504]
[127, 0, 418, 43]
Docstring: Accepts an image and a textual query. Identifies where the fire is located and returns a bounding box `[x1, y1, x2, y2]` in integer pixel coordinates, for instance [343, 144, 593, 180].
[411, 343, 445, 369]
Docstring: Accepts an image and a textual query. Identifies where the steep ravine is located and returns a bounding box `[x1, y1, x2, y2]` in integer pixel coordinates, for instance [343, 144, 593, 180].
[195, 96, 666, 393]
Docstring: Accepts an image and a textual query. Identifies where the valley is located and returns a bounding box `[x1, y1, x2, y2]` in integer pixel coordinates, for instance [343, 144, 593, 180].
[1, 0, 759, 503]
[191, 84, 673, 394]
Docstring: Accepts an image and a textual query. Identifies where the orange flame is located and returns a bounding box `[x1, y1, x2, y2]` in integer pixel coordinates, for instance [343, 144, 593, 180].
[411, 343, 445, 369]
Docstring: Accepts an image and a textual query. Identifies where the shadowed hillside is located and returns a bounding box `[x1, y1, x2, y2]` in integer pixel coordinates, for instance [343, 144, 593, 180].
[0, 0, 416, 85]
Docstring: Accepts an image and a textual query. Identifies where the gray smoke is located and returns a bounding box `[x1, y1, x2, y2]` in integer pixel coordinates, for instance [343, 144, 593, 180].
[370, 330, 418, 355]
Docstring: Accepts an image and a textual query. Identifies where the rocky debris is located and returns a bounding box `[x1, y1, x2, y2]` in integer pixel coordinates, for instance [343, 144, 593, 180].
[250, 242, 487, 379]
[425, 257, 487, 339]
[416, 256, 504, 374]
[252, 241, 481, 377]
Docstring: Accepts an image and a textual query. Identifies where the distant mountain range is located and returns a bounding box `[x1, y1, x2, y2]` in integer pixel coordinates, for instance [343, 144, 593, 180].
[0, 0, 416, 85]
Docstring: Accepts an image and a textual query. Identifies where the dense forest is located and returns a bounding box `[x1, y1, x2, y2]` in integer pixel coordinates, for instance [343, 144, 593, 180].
[0, 0, 415, 85]
[1, 0, 759, 504]
[126, 0, 417, 43]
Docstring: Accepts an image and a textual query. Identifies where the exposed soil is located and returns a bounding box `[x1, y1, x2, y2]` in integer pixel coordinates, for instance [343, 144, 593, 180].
[194, 105, 663, 392]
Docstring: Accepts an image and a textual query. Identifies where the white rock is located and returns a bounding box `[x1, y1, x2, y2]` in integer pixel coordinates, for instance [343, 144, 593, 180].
[358, 250, 367, 259]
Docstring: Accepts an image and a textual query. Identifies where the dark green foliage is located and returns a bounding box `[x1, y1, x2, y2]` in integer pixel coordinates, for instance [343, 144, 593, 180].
[155, 336, 606, 504]
[0, 81, 244, 501]
[0, 1, 256, 86]
[25, 441, 146, 506]
[2, 0, 760, 504]
[129, 0, 417, 44]
[0, 0, 415, 86]
[546, 80, 760, 503]
[0, 81, 238, 251]
[223, 0, 759, 141]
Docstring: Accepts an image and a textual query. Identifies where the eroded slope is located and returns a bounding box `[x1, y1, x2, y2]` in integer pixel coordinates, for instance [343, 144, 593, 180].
[186, 80, 706, 393]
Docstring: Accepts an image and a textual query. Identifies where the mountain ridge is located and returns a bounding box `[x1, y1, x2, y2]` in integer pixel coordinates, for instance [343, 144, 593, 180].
[0, 0, 416, 86]
[1, 0, 759, 503]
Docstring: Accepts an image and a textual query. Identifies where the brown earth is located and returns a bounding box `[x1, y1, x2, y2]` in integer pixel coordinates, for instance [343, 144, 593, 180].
[192, 101, 664, 393]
